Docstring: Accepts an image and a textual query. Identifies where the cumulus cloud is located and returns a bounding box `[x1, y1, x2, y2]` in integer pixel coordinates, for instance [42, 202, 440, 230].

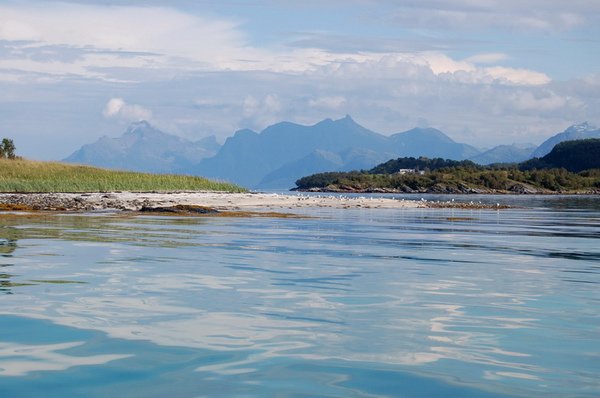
[482, 67, 551, 86]
[309, 52, 550, 87]
[464, 53, 509, 65]
[103, 98, 152, 122]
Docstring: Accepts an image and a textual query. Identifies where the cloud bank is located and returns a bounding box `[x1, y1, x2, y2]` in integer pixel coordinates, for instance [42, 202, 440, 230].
[0, 2, 555, 86]
[0, 1, 598, 159]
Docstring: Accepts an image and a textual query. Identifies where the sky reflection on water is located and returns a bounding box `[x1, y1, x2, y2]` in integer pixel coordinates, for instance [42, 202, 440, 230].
[0, 198, 599, 397]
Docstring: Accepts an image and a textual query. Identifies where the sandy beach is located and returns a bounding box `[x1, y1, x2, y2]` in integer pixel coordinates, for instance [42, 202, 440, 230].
[0, 191, 430, 212]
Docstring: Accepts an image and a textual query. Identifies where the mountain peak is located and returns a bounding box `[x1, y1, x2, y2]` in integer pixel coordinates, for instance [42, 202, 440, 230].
[566, 121, 597, 133]
[233, 128, 258, 137]
[397, 127, 455, 143]
[532, 121, 600, 157]
[337, 114, 359, 126]
[315, 115, 358, 128]
[125, 120, 152, 134]
[314, 118, 334, 126]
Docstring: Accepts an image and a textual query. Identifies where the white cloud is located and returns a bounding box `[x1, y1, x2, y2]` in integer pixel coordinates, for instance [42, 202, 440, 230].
[0, 72, 22, 83]
[0, 4, 245, 61]
[381, 0, 597, 32]
[464, 53, 509, 65]
[512, 92, 566, 112]
[308, 96, 347, 110]
[0, 3, 252, 80]
[418, 53, 476, 75]
[483, 67, 551, 86]
[242, 96, 260, 118]
[505, 90, 584, 113]
[263, 94, 282, 114]
[311, 52, 550, 87]
[0, 1, 597, 160]
[0, 3, 554, 89]
[241, 94, 284, 129]
[103, 98, 152, 122]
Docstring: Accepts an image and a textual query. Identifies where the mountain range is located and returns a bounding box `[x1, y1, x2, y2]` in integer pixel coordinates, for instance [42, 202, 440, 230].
[64, 118, 599, 189]
[64, 121, 220, 173]
[190, 116, 480, 188]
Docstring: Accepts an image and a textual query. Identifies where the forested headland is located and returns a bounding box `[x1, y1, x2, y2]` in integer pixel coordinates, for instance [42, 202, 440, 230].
[295, 139, 600, 194]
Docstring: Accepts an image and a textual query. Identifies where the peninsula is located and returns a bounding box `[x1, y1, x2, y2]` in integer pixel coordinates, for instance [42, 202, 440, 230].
[294, 139, 600, 194]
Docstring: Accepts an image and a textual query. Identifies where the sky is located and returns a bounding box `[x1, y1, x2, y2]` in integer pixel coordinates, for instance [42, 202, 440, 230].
[1, 0, 599, 160]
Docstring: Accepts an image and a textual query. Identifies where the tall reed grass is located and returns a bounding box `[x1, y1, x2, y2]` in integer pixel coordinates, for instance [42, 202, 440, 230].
[0, 159, 246, 193]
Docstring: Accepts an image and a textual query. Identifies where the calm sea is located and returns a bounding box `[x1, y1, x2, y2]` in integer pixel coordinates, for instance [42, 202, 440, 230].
[0, 195, 599, 397]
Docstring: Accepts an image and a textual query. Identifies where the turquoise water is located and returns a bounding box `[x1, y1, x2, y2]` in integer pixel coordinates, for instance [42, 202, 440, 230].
[0, 196, 599, 397]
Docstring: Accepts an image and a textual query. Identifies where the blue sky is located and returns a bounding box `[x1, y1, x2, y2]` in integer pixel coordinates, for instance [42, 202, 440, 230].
[1, 0, 599, 159]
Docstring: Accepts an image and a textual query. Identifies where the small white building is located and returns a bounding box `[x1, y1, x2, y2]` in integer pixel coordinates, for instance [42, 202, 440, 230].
[396, 169, 425, 175]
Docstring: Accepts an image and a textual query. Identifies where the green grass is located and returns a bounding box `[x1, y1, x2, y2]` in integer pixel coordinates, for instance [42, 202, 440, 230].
[0, 158, 246, 193]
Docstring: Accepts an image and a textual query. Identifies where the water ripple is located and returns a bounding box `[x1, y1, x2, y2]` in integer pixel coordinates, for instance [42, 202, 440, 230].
[0, 198, 599, 397]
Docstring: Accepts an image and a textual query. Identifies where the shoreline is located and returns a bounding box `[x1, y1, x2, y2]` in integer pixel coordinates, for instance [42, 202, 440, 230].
[295, 187, 600, 195]
[0, 191, 512, 214]
[0, 191, 425, 213]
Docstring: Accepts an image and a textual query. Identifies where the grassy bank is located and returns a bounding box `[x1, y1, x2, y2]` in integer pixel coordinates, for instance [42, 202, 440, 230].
[0, 159, 246, 193]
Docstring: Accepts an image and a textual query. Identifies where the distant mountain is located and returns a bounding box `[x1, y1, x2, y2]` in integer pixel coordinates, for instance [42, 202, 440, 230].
[258, 150, 343, 189]
[193, 116, 390, 188]
[258, 148, 393, 189]
[64, 121, 220, 173]
[193, 116, 481, 188]
[522, 138, 600, 173]
[196, 135, 221, 153]
[61, 118, 600, 189]
[389, 128, 480, 160]
[532, 122, 600, 158]
[470, 144, 536, 165]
